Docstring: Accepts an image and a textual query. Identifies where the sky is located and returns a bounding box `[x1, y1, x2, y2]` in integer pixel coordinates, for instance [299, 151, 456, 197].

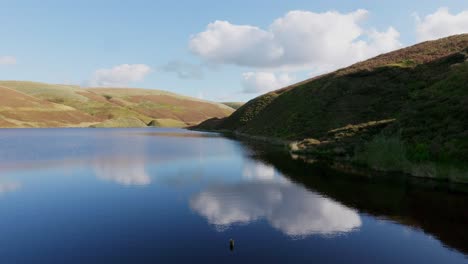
[0, 0, 467, 102]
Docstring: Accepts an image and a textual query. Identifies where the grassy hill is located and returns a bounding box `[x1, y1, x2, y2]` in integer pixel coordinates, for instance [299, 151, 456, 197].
[0, 81, 234, 128]
[222, 102, 244, 110]
[195, 34, 468, 182]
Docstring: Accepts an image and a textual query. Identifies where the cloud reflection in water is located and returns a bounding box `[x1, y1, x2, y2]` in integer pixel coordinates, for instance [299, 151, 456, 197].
[190, 162, 361, 237]
[242, 162, 277, 181]
[92, 133, 152, 186]
[0, 181, 21, 194]
[93, 157, 151, 186]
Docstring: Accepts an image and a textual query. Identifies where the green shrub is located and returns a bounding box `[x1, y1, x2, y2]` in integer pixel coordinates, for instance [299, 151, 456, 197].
[407, 143, 431, 162]
[48, 98, 65, 104]
[401, 59, 416, 67]
[355, 135, 409, 171]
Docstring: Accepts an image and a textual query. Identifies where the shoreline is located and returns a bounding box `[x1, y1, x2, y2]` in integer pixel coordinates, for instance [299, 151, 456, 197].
[190, 127, 468, 185]
[2, 125, 467, 185]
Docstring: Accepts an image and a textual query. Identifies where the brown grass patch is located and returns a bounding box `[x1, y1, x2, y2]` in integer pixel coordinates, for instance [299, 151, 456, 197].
[0, 86, 56, 108]
[0, 118, 17, 128]
[1, 110, 98, 124]
[76, 91, 109, 103]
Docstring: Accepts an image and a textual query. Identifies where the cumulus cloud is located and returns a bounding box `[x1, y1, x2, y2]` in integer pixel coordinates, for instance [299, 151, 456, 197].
[190, 10, 402, 71]
[415, 8, 468, 41]
[190, 181, 361, 237]
[89, 64, 151, 87]
[0, 56, 16, 65]
[160, 60, 204, 80]
[242, 72, 295, 93]
[189, 21, 282, 67]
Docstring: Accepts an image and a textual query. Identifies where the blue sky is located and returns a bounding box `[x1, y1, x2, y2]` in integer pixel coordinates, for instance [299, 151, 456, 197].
[0, 0, 467, 102]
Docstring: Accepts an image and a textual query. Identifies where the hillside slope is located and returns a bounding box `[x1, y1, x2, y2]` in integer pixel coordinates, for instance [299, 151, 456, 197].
[0, 85, 99, 128]
[196, 34, 468, 182]
[0, 81, 233, 128]
[222, 102, 244, 110]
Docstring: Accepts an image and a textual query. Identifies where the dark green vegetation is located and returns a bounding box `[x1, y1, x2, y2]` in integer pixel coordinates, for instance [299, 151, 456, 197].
[0, 82, 233, 128]
[195, 34, 468, 182]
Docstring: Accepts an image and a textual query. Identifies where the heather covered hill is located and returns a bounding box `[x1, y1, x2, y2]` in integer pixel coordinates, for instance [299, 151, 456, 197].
[194, 34, 468, 182]
[0, 85, 99, 127]
[0, 81, 234, 128]
[86, 88, 233, 125]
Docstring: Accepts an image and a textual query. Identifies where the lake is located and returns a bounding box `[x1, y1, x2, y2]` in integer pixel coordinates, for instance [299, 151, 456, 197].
[0, 128, 466, 263]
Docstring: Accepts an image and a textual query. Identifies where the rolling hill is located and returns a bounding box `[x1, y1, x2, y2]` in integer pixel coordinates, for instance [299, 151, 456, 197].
[221, 102, 244, 110]
[195, 34, 468, 182]
[0, 81, 234, 128]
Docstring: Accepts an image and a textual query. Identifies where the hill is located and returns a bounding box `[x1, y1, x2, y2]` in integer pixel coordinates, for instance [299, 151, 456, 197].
[195, 34, 468, 183]
[222, 102, 244, 110]
[0, 81, 234, 128]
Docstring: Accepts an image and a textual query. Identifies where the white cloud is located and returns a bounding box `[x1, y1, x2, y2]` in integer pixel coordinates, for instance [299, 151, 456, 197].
[353, 27, 402, 60]
[0, 56, 16, 65]
[89, 64, 151, 87]
[415, 8, 468, 41]
[242, 72, 295, 93]
[190, 181, 361, 237]
[160, 60, 204, 80]
[189, 21, 282, 67]
[190, 10, 402, 71]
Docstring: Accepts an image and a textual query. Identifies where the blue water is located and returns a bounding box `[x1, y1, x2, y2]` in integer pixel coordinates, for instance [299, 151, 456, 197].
[0, 128, 466, 263]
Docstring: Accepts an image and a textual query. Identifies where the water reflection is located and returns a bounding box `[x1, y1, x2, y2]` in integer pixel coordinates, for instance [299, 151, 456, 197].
[0, 181, 21, 194]
[242, 162, 277, 181]
[190, 165, 361, 237]
[241, 142, 468, 255]
[139, 131, 222, 138]
[91, 129, 153, 186]
[0, 128, 465, 263]
[93, 157, 151, 186]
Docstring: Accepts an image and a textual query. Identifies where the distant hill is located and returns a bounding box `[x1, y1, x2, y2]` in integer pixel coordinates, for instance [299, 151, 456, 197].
[222, 102, 244, 110]
[0, 81, 233, 128]
[195, 34, 468, 182]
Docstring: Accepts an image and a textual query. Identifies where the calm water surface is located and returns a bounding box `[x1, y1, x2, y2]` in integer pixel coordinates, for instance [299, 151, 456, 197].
[0, 128, 466, 263]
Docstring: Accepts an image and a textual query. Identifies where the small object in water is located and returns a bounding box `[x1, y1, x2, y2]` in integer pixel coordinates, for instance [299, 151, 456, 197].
[229, 239, 235, 251]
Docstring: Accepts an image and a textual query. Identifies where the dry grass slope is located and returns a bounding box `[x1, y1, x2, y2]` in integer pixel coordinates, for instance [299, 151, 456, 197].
[0, 81, 234, 128]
